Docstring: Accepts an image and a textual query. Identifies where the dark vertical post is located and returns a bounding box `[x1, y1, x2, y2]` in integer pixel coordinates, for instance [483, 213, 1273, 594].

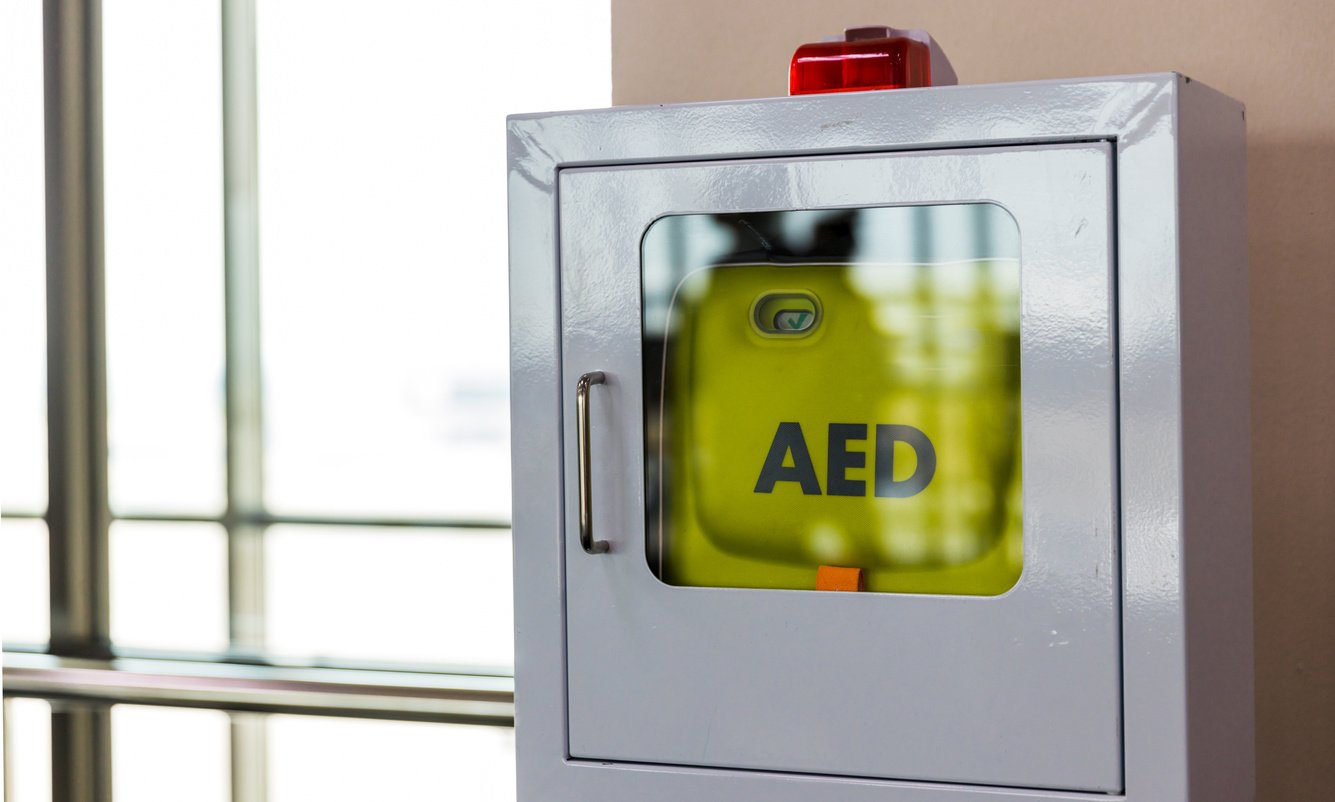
[43, 0, 113, 798]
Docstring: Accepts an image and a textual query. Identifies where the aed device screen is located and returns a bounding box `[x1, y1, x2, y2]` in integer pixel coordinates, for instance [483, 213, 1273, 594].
[641, 205, 1022, 595]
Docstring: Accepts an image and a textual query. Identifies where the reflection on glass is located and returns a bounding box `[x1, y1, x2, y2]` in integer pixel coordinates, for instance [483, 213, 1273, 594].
[644, 205, 1022, 595]
[269, 715, 515, 802]
[2, 519, 49, 646]
[112, 706, 230, 802]
[104, 0, 226, 515]
[110, 522, 228, 653]
[0, 0, 47, 514]
[266, 526, 514, 669]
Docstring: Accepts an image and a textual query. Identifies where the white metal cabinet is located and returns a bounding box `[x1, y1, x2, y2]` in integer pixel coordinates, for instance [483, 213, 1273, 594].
[559, 144, 1120, 791]
[508, 74, 1252, 802]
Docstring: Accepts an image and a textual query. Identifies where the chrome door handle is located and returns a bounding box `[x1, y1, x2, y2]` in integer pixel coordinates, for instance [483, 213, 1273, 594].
[576, 371, 609, 554]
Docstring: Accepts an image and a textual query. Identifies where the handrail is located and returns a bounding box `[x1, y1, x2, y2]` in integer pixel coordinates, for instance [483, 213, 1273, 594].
[2, 652, 514, 726]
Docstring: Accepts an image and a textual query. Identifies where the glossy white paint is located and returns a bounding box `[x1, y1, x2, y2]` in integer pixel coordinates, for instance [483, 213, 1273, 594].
[507, 74, 1251, 801]
[558, 145, 1121, 791]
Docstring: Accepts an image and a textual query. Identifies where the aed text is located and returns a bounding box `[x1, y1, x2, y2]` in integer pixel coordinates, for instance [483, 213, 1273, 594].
[753, 422, 936, 499]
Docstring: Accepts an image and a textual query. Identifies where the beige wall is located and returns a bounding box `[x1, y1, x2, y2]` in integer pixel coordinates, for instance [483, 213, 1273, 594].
[611, 2, 1335, 800]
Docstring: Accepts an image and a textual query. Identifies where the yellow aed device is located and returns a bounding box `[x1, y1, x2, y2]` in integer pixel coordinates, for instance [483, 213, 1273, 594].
[648, 206, 1023, 595]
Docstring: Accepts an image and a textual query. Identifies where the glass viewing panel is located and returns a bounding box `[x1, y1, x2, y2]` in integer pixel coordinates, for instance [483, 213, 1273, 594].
[642, 204, 1022, 595]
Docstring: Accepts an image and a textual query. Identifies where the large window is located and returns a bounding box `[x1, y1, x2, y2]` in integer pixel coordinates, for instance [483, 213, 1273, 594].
[1, 1, 609, 799]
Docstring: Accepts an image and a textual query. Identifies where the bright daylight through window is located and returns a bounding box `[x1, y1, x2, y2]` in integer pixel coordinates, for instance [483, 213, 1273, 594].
[0, 1, 610, 799]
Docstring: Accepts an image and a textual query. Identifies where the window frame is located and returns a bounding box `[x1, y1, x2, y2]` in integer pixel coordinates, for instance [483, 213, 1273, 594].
[1, 1, 515, 800]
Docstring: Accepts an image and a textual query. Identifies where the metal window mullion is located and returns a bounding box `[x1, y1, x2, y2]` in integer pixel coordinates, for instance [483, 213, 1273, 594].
[223, 0, 269, 799]
[3, 698, 11, 802]
[44, 0, 110, 665]
[50, 701, 112, 802]
[107, 510, 512, 529]
[43, 0, 114, 800]
[230, 714, 268, 802]
[222, 0, 265, 659]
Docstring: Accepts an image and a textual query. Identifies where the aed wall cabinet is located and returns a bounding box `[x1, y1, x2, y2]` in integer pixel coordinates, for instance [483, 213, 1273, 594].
[507, 75, 1252, 801]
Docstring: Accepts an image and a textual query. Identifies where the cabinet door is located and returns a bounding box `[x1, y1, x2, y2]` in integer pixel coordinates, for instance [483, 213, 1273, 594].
[559, 144, 1121, 792]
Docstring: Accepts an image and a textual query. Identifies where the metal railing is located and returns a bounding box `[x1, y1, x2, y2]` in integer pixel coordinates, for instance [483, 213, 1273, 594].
[4, 654, 514, 726]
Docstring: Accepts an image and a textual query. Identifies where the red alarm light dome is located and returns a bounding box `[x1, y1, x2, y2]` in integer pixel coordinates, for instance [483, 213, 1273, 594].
[790, 26, 957, 96]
